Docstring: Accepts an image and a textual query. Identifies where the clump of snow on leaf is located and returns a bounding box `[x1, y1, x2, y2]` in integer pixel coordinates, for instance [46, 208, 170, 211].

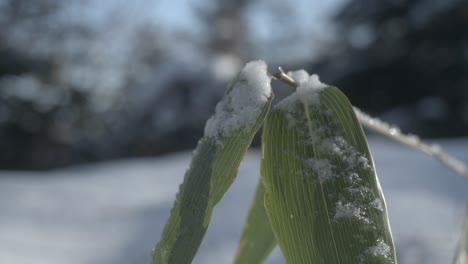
[307, 159, 334, 181]
[287, 70, 309, 85]
[334, 200, 370, 224]
[276, 70, 327, 129]
[297, 74, 327, 98]
[319, 136, 372, 170]
[204, 60, 272, 143]
[365, 238, 392, 259]
[371, 198, 383, 211]
[276, 70, 327, 112]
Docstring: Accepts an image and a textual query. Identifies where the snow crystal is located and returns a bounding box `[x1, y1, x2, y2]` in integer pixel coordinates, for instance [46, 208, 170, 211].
[287, 70, 309, 85]
[298, 74, 327, 95]
[334, 200, 370, 224]
[347, 186, 371, 195]
[365, 239, 391, 259]
[204, 60, 272, 143]
[347, 172, 360, 182]
[388, 127, 400, 135]
[320, 136, 372, 170]
[276, 72, 327, 113]
[371, 198, 383, 211]
[307, 158, 334, 181]
[295, 74, 327, 106]
[319, 138, 343, 155]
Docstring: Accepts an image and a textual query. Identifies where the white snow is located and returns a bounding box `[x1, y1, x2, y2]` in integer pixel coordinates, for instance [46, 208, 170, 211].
[354, 107, 399, 133]
[365, 238, 391, 259]
[307, 158, 334, 181]
[297, 74, 327, 96]
[0, 138, 467, 264]
[318, 135, 381, 227]
[334, 200, 370, 224]
[287, 70, 309, 85]
[370, 198, 384, 211]
[276, 70, 327, 112]
[347, 186, 371, 196]
[319, 136, 372, 170]
[355, 107, 468, 177]
[204, 60, 272, 143]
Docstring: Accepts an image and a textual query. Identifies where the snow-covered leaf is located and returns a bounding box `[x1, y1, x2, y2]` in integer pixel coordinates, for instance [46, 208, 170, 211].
[152, 61, 273, 264]
[453, 214, 468, 264]
[261, 76, 396, 263]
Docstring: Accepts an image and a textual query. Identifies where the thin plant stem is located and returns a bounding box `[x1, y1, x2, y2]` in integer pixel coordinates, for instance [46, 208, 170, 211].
[268, 67, 298, 88]
[353, 107, 468, 179]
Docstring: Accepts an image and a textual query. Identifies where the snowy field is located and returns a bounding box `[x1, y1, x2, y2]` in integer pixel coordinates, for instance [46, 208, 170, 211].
[0, 137, 467, 264]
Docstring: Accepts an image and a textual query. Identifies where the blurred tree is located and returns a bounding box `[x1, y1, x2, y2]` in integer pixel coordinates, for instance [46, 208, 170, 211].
[191, 0, 250, 81]
[4, 0, 466, 170]
[0, 0, 169, 169]
[0, 0, 87, 169]
[312, 0, 468, 137]
[0, 0, 223, 169]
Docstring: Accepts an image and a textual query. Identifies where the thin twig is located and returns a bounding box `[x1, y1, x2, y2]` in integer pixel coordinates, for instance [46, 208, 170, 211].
[268, 67, 298, 88]
[354, 107, 468, 179]
[268, 69, 468, 180]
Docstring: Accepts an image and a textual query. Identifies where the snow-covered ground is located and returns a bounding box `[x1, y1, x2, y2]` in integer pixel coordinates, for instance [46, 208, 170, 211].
[0, 137, 467, 264]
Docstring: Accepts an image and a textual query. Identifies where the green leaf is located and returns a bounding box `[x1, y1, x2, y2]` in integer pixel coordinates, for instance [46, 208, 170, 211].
[453, 213, 468, 264]
[234, 179, 277, 264]
[152, 61, 274, 264]
[261, 84, 397, 263]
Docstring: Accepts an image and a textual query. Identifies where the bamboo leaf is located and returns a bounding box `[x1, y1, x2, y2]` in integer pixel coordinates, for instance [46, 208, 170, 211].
[152, 61, 273, 264]
[453, 212, 468, 264]
[261, 77, 396, 263]
[234, 179, 277, 264]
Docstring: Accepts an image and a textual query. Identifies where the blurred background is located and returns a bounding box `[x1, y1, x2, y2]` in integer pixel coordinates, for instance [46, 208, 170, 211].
[1, 1, 467, 264]
[1, 0, 467, 170]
